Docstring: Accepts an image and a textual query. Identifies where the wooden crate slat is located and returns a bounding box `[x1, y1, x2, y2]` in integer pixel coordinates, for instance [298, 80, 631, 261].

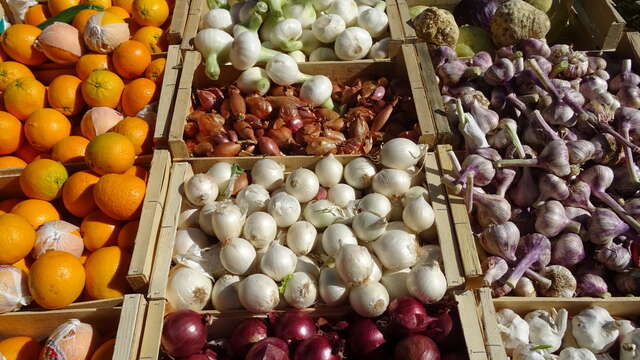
[167, 0, 191, 44]
[181, 0, 207, 50]
[478, 289, 508, 360]
[455, 290, 489, 360]
[574, 0, 625, 51]
[154, 45, 184, 146]
[415, 43, 452, 144]
[113, 294, 148, 360]
[139, 300, 166, 360]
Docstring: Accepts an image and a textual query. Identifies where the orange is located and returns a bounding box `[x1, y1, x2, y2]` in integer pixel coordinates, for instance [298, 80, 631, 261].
[0, 111, 22, 155]
[79, 250, 89, 264]
[123, 165, 148, 180]
[84, 246, 130, 299]
[48, 75, 85, 116]
[75, 54, 111, 80]
[48, 0, 80, 15]
[113, 0, 134, 12]
[80, 210, 121, 251]
[24, 109, 72, 152]
[131, 0, 169, 26]
[117, 219, 137, 251]
[0, 198, 22, 213]
[0, 336, 42, 360]
[85, 132, 135, 175]
[11, 199, 60, 229]
[0, 24, 46, 66]
[120, 78, 156, 117]
[51, 136, 90, 163]
[72, 9, 99, 35]
[144, 57, 165, 83]
[107, 6, 130, 18]
[112, 116, 151, 154]
[81, 70, 125, 108]
[91, 338, 116, 360]
[133, 26, 166, 53]
[12, 256, 33, 274]
[62, 170, 99, 217]
[25, 4, 50, 26]
[112, 40, 151, 79]
[15, 142, 42, 163]
[81, 0, 112, 9]
[28, 250, 85, 308]
[3, 77, 46, 120]
[93, 173, 145, 220]
[0, 61, 34, 91]
[0, 213, 36, 264]
[0, 156, 27, 169]
[19, 159, 68, 201]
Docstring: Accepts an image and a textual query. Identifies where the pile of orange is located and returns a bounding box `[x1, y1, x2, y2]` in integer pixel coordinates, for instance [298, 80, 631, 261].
[0, 131, 147, 312]
[0, 0, 168, 171]
[0, 332, 116, 360]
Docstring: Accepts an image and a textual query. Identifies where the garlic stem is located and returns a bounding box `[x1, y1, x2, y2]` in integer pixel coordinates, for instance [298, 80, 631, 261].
[501, 119, 525, 159]
[524, 268, 552, 290]
[531, 110, 561, 141]
[448, 150, 462, 176]
[465, 173, 474, 214]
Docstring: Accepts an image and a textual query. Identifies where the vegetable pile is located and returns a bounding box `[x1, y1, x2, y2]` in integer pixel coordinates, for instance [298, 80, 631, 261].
[496, 305, 640, 359]
[185, 74, 419, 156]
[167, 139, 451, 316]
[160, 301, 466, 359]
[432, 37, 640, 298]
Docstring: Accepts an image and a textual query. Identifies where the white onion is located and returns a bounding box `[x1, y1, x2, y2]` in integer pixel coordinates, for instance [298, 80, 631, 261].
[381, 268, 411, 300]
[198, 203, 217, 236]
[303, 200, 342, 228]
[166, 265, 212, 311]
[268, 192, 301, 227]
[403, 186, 429, 205]
[368, 254, 383, 282]
[295, 256, 320, 279]
[211, 202, 245, 242]
[417, 244, 442, 267]
[178, 208, 200, 229]
[285, 168, 319, 203]
[335, 244, 373, 285]
[242, 211, 277, 249]
[402, 194, 435, 234]
[319, 267, 349, 306]
[175, 243, 224, 278]
[287, 221, 317, 255]
[184, 174, 219, 206]
[322, 223, 358, 257]
[344, 157, 377, 189]
[251, 159, 285, 191]
[387, 221, 413, 232]
[283, 272, 317, 309]
[357, 193, 391, 218]
[206, 162, 233, 189]
[380, 138, 423, 170]
[260, 243, 297, 281]
[406, 264, 447, 304]
[238, 273, 280, 313]
[372, 230, 418, 270]
[173, 228, 211, 261]
[235, 184, 270, 214]
[315, 154, 343, 187]
[328, 184, 356, 208]
[372, 169, 412, 198]
[220, 237, 256, 275]
[352, 211, 387, 242]
[349, 281, 389, 317]
[211, 274, 242, 310]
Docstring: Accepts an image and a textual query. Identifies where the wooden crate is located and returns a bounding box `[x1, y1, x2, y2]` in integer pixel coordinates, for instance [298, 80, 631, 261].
[147, 152, 465, 301]
[0, 294, 147, 360]
[139, 289, 488, 359]
[154, 45, 185, 147]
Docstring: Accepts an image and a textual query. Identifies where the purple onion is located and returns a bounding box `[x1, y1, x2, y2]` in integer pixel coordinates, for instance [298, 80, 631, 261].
[453, 0, 497, 30]
[348, 319, 386, 356]
[245, 338, 289, 360]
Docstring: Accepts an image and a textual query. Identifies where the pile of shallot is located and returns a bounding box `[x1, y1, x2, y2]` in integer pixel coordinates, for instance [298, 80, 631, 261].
[160, 298, 466, 359]
[433, 38, 640, 298]
[185, 75, 419, 157]
[167, 139, 449, 318]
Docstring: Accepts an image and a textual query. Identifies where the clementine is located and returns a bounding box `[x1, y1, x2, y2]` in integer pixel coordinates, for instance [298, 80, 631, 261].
[131, 0, 169, 27]
[81, 0, 112, 9]
[112, 116, 152, 154]
[15, 142, 42, 163]
[19, 159, 68, 201]
[0, 336, 42, 360]
[123, 165, 148, 181]
[0, 24, 46, 66]
[112, 40, 151, 79]
[133, 26, 166, 53]
[0, 156, 27, 170]
[117, 220, 137, 251]
[93, 173, 145, 220]
[80, 106, 124, 139]
[62, 170, 100, 217]
[113, 0, 134, 12]
[0, 61, 34, 91]
[51, 135, 89, 163]
[48, 74, 85, 116]
[28, 250, 85, 308]
[72, 9, 99, 35]
[3, 77, 46, 120]
[24, 109, 72, 152]
[81, 70, 125, 108]
[85, 132, 135, 175]
[12, 256, 33, 275]
[0, 111, 23, 155]
[48, 0, 80, 15]
[25, 5, 50, 26]
[75, 53, 111, 80]
[106, 6, 130, 18]
[84, 246, 131, 299]
[10, 199, 60, 229]
[0, 213, 36, 264]
[80, 210, 121, 251]
[91, 338, 116, 360]
[144, 57, 165, 83]
[120, 78, 156, 116]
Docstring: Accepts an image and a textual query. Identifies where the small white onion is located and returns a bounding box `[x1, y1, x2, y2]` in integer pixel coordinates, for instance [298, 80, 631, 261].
[380, 138, 423, 170]
[238, 273, 280, 313]
[236, 184, 271, 214]
[175, 243, 225, 278]
[387, 221, 413, 232]
[166, 265, 212, 311]
[198, 204, 217, 236]
[243, 211, 277, 249]
[352, 211, 387, 242]
[402, 194, 435, 234]
[372, 230, 418, 270]
[303, 200, 342, 228]
[368, 254, 383, 282]
[206, 162, 233, 189]
[211, 274, 242, 310]
[178, 208, 200, 229]
[315, 154, 343, 187]
[211, 202, 245, 242]
[406, 264, 447, 304]
[372, 169, 412, 198]
[335, 244, 373, 285]
[381, 268, 411, 300]
[220, 237, 256, 275]
[344, 157, 377, 189]
[285, 168, 320, 203]
[283, 272, 317, 309]
[184, 174, 219, 206]
[287, 221, 317, 255]
[173, 228, 211, 261]
[357, 193, 391, 218]
[349, 281, 389, 317]
[403, 186, 429, 205]
[251, 159, 285, 191]
[260, 243, 297, 281]
[295, 256, 320, 279]
[417, 244, 442, 267]
[268, 192, 302, 227]
[322, 223, 358, 257]
[328, 184, 356, 208]
[319, 267, 349, 306]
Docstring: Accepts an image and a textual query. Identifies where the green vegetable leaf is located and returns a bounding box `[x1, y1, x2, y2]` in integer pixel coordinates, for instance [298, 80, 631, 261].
[38, 4, 104, 29]
[531, 345, 553, 351]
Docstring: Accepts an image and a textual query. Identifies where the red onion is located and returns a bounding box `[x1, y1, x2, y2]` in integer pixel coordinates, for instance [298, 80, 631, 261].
[293, 336, 338, 360]
[229, 319, 268, 357]
[182, 349, 218, 360]
[270, 310, 316, 344]
[348, 319, 385, 356]
[387, 297, 432, 335]
[245, 338, 289, 360]
[161, 310, 209, 358]
[258, 136, 284, 156]
[394, 334, 440, 360]
[424, 309, 454, 343]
